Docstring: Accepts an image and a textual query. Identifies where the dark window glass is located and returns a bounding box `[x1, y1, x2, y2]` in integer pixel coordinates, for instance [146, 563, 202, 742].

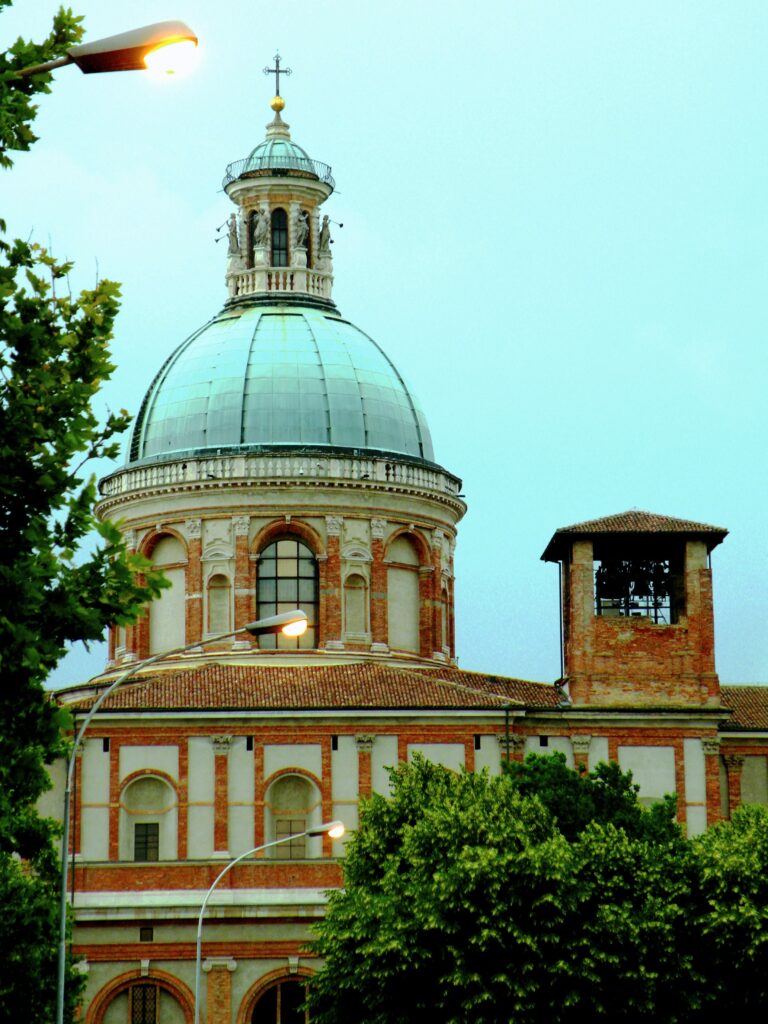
[135, 823, 160, 862]
[252, 980, 308, 1024]
[257, 537, 317, 649]
[131, 985, 158, 1024]
[274, 817, 307, 860]
[139, 926, 154, 942]
[102, 737, 110, 752]
[271, 208, 288, 267]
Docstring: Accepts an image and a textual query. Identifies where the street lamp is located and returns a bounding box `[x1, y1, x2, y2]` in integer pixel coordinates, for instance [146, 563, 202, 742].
[56, 609, 308, 1024]
[194, 820, 346, 1024]
[16, 20, 198, 78]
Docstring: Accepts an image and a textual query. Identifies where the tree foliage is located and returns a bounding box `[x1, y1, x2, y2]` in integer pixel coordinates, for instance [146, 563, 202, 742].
[1, 5, 167, 1020]
[308, 756, 700, 1024]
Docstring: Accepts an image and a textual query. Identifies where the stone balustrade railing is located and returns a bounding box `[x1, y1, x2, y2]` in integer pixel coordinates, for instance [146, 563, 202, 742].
[98, 452, 464, 503]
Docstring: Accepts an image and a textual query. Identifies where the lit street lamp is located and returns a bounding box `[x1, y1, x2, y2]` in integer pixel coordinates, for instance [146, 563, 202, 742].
[17, 20, 198, 77]
[194, 820, 346, 1024]
[56, 610, 308, 1024]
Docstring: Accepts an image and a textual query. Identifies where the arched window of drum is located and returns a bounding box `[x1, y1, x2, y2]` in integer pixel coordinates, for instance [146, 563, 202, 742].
[271, 207, 288, 267]
[386, 535, 420, 653]
[207, 573, 231, 634]
[344, 573, 368, 635]
[252, 979, 308, 1024]
[257, 537, 317, 649]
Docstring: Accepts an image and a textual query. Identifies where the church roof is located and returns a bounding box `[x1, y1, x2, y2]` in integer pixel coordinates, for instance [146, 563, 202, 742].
[67, 663, 560, 713]
[127, 305, 435, 465]
[720, 686, 768, 730]
[541, 509, 728, 561]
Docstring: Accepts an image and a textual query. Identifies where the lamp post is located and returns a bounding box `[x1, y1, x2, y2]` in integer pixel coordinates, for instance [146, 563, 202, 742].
[16, 20, 198, 77]
[194, 820, 346, 1024]
[56, 610, 308, 1024]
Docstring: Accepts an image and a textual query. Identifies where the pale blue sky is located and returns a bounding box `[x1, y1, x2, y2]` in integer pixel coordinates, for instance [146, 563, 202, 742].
[4, 1, 767, 686]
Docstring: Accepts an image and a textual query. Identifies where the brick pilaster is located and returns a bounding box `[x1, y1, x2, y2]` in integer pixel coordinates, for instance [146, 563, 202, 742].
[418, 565, 433, 659]
[571, 734, 592, 771]
[203, 959, 237, 1024]
[185, 519, 202, 645]
[356, 734, 375, 798]
[232, 516, 252, 635]
[724, 754, 744, 818]
[702, 737, 721, 826]
[370, 519, 388, 647]
[324, 517, 343, 646]
[178, 739, 189, 860]
[212, 736, 231, 853]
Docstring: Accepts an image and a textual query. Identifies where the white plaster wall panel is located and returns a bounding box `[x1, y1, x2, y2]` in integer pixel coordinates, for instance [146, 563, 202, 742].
[408, 743, 465, 771]
[741, 756, 768, 805]
[524, 735, 573, 766]
[387, 566, 420, 652]
[371, 735, 399, 795]
[120, 745, 179, 782]
[686, 805, 707, 837]
[187, 805, 214, 858]
[331, 736, 359, 800]
[81, 738, 110, 802]
[589, 736, 610, 769]
[332, 801, 358, 857]
[474, 736, 502, 775]
[81, 807, 109, 860]
[683, 738, 706, 803]
[229, 738, 255, 803]
[159, 992, 186, 1024]
[38, 758, 65, 822]
[103, 992, 128, 1024]
[618, 746, 676, 804]
[229, 805, 254, 857]
[264, 744, 322, 780]
[187, 738, 215, 801]
[149, 566, 185, 654]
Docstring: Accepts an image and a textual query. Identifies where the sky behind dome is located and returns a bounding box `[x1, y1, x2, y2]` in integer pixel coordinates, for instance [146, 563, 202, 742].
[3, 0, 767, 687]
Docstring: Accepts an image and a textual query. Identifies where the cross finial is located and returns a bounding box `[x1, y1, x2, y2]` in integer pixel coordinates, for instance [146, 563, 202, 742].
[263, 52, 292, 97]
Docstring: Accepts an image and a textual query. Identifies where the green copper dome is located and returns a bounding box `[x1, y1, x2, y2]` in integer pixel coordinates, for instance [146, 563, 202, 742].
[128, 306, 435, 464]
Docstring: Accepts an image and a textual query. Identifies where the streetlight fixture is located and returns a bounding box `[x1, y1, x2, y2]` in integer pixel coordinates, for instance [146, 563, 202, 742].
[194, 821, 346, 1024]
[55, 609, 308, 1024]
[16, 20, 198, 78]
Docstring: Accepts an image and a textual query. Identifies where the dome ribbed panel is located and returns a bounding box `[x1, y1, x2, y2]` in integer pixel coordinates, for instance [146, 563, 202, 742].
[127, 307, 435, 464]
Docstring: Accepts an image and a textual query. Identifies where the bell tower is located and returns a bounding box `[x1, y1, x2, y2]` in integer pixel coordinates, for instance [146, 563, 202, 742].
[542, 510, 727, 706]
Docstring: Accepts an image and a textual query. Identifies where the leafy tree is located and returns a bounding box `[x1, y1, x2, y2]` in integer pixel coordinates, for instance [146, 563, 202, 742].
[0, 5, 166, 1020]
[504, 751, 680, 843]
[694, 804, 768, 1016]
[308, 756, 699, 1024]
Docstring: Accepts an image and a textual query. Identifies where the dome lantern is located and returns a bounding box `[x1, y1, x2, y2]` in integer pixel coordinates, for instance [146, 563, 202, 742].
[221, 80, 336, 306]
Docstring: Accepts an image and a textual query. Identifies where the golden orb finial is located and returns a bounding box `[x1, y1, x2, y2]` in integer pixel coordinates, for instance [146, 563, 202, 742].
[271, 94, 285, 113]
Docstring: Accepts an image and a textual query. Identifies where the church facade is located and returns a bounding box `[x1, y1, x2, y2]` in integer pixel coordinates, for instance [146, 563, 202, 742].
[48, 85, 768, 1024]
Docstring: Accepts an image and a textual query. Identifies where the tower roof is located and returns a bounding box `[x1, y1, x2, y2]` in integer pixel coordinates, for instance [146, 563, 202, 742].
[127, 304, 435, 465]
[541, 509, 728, 561]
[223, 112, 334, 190]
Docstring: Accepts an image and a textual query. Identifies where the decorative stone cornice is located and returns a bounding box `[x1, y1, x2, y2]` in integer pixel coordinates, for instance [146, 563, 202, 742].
[326, 515, 343, 536]
[211, 735, 232, 755]
[371, 518, 387, 540]
[232, 515, 250, 537]
[571, 735, 592, 755]
[203, 958, 237, 973]
[496, 734, 526, 753]
[185, 518, 202, 539]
